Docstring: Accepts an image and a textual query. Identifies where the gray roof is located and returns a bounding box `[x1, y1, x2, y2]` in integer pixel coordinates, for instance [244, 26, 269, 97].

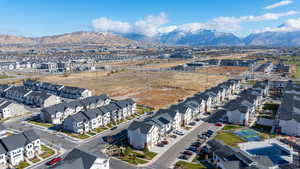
[128, 121, 155, 134]
[0, 130, 39, 151]
[52, 148, 107, 169]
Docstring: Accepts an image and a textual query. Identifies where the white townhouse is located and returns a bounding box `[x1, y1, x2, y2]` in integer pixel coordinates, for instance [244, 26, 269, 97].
[63, 107, 108, 134]
[40, 94, 111, 124]
[0, 99, 27, 119]
[226, 100, 255, 126]
[128, 121, 160, 150]
[52, 148, 110, 169]
[169, 103, 193, 126]
[278, 93, 300, 136]
[0, 130, 41, 166]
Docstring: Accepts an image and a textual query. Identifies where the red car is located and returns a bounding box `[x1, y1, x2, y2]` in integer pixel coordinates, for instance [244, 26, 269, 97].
[215, 122, 223, 127]
[161, 140, 169, 145]
[46, 157, 62, 166]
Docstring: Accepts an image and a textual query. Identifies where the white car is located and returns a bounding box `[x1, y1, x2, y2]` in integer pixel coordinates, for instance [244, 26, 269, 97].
[174, 130, 184, 136]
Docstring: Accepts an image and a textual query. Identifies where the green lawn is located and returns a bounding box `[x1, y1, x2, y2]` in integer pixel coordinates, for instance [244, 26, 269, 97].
[144, 151, 157, 159]
[284, 60, 300, 78]
[222, 125, 244, 130]
[27, 120, 54, 128]
[120, 156, 148, 165]
[15, 161, 30, 169]
[66, 133, 90, 139]
[175, 161, 207, 169]
[40, 145, 55, 159]
[245, 80, 257, 86]
[214, 131, 246, 147]
[30, 157, 41, 163]
[137, 105, 154, 115]
[0, 75, 13, 79]
[94, 127, 108, 133]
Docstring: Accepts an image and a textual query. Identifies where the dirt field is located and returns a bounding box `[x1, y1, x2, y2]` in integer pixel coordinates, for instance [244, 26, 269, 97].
[38, 70, 230, 109]
[198, 66, 249, 76]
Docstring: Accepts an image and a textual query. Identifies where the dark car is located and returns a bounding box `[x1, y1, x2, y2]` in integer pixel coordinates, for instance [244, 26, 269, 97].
[186, 146, 198, 152]
[191, 142, 201, 147]
[189, 122, 196, 126]
[207, 130, 214, 135]
[110, 126, 117, 130]
[178, 155, 188, 160]
[182, 150, 193, 156]
[46, 157, 62, 166]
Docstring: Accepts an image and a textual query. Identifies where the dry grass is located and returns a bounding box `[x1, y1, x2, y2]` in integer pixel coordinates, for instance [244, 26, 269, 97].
[39, 69, 232, 109]
[198, 66, 249, 76]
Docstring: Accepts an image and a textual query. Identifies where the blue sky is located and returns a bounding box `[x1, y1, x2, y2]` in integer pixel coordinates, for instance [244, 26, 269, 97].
[1, 0, 300, 37]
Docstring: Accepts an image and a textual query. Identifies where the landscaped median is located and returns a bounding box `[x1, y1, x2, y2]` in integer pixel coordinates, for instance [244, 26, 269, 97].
[116, 147, 158, 165]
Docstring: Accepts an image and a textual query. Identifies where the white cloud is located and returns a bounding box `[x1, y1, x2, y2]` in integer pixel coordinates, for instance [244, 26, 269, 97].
[92, 11, 298, 36]
[264, 0, 293, 9]
[92, 13, 167, 36]
[92, 17, 130, 34]
[257, 17, 300, 32]
[133, 13, 168, 36]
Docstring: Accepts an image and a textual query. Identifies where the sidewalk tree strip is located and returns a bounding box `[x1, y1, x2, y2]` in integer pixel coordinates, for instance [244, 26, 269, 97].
[175, 161, 207, 169]
[30, 157, 41, 163]
[28, 120, 54, 128]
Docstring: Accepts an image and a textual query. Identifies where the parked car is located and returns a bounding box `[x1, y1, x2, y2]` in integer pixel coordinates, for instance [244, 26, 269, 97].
[157, 143, 165, 147]
[189, 122, 196, 126]
[46, 157, 62, 166]
[198, 134, 207, 140]
[178, 155, 189, 160]
[186, 146, 198, 152]
[191, 142, 201, 147]
[110, 126, 117, 130]
[207, 130, 214, 135]
[161, 140, 169, 145]
[170, 134, 177, 139]
[182, 150, 193, 156]
[215, 122, 223, 127]
[174, 130, 184, 136]
[194, 118, 200, 122]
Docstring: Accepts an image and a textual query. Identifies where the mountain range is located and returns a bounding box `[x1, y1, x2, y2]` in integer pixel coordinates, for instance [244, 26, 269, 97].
[1, 30, 300, 48]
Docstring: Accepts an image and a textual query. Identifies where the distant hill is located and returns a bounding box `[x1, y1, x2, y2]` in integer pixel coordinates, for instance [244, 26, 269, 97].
[244, 31, 300, 46]
[156, 29, 244, 46]
[0, 31, 135, 47]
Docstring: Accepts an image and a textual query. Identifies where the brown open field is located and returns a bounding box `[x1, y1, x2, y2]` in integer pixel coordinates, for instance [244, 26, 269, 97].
[38, 70, 232, 109]
[198, 66, 249, 76]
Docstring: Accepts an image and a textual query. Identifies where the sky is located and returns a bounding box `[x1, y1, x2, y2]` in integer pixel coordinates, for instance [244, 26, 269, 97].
[1, 0, 300, 37]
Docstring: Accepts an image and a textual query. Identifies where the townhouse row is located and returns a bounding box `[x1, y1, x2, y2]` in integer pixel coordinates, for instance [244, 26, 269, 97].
[23, 79, 92, 99]
[40, 94, 111, 124]
[63, 98, 137, 134]
[0, 84, 59, 108]
[128, 79, 242, 150]
[277, 82, 300, 136]
[225, 81, 269, 126]
[0, 130, 41, 167]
